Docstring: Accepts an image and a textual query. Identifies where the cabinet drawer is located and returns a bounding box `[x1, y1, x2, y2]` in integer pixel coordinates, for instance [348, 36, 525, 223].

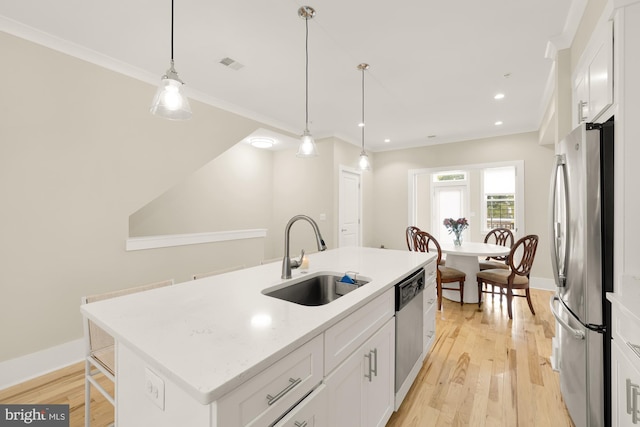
[273, 384, 327, 427]
[423, 303, 436, 356]
[612, 304, 640, 366]
[424, 281, 436, 311]
[324, 288, 394, 375]
[425, 260, 437, 287]
[216, 334, 323, 427]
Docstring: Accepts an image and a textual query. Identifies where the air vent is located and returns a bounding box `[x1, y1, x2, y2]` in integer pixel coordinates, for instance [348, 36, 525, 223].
[219, 57, 244, 71]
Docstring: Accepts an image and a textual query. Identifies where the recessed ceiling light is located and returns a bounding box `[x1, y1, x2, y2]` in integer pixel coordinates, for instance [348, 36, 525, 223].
[494, 93, 505, 100]
[494, 121, 503, 126]
[384, 138, 391, 143]
[249, 137, 275, 148]
[427, 135, 437, 139]
[358, 122, 365, 127]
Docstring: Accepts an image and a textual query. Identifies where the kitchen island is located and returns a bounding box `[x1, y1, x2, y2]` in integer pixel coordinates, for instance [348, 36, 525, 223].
[81, 247, 435, 426]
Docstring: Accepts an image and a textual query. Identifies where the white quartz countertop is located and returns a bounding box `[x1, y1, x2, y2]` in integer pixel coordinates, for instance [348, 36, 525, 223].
[81, 247, 434, 404]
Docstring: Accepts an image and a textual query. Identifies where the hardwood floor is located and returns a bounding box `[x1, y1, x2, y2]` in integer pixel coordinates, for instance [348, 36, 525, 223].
[0, 362, 114, 427]
[0, 289, 572, 427]
[387, 288, 574, 427]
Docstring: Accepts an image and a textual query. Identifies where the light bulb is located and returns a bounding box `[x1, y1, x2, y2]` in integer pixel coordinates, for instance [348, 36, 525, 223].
[160, 80, 183, 111]
[297, 130, 318, 157]
[359, 151, 370, 171]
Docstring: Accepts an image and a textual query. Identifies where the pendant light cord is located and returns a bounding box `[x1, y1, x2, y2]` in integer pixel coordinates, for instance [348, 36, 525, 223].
[305, 16, 310, 129]
[170, 0, 174, 61]
[361, 67, 365, 151]
[171, 0, 173, 62]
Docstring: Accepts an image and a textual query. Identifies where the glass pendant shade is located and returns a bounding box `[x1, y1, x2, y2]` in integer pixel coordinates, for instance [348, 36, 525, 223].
[297, 129, 319, 157]
[358, 150, 371, 171]
[150, 62, 192, 120]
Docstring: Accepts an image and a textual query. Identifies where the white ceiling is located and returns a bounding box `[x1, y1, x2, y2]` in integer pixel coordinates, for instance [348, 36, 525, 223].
[0, 0, 580, 151]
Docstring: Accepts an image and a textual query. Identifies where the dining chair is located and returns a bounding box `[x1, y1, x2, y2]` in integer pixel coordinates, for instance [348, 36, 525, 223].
[408, 226, 446, 265]
[476, 234, 539, 319]
[82, 279, 174, 427]
[479, 227, 514, 271]
[191, 265, 245, 280]
[405, 226, 421, 251]
[414, 231, 466, 310]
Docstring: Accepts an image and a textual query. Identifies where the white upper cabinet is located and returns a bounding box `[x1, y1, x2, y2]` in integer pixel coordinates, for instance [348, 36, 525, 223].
[574, 20, 614, 125]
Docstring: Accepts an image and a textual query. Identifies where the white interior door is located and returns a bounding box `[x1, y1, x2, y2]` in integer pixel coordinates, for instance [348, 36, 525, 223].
[432, 185, 468, 241]
[339, 168, 362, 247]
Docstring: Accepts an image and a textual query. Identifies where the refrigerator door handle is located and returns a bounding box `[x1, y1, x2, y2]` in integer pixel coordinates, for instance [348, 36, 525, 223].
[549, 154, 570, 287]
[550, 295, 585, 340]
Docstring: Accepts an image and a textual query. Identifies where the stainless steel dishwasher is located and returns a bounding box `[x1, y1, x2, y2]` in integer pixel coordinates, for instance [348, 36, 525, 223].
[395, 267, 425, 408]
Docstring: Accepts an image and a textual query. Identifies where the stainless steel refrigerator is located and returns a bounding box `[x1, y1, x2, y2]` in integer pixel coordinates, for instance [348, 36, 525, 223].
[549, 120, 614, 427]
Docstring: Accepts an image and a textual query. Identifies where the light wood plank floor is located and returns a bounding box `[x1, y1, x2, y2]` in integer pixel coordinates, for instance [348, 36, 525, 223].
[387, 288, 574, 427]
[0, 289, 572, 427]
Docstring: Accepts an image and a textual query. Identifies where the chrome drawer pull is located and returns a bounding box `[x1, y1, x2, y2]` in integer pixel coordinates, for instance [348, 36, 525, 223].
[371, 348, 378, 377]
[294, 421, 308, 427]
[628, 342, 640, 360]
[627, 379, 640, 421]
[364, 348, 378, 382]
[364, 352, 373, 382]
[634, 386, 640, 424]
[266, 377, 302, 406]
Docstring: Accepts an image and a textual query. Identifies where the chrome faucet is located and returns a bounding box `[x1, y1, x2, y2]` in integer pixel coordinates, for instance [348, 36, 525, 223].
[282, 215, 327, 279]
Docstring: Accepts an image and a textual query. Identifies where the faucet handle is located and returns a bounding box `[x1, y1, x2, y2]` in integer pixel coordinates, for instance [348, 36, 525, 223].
[290, 249, 305, 269]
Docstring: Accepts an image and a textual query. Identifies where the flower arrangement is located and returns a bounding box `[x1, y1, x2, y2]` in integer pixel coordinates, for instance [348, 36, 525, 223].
[443, 217, 469, 246]
[443, 217, 469, 234]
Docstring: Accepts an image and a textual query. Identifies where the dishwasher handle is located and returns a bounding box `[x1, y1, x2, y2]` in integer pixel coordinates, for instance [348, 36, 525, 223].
[549, 295, 585, 340]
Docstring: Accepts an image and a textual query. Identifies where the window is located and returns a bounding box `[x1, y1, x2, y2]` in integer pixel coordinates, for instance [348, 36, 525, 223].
[408, 160, 524, 240]
[483, 166, 516, 230]
[433, 171, 467, 182]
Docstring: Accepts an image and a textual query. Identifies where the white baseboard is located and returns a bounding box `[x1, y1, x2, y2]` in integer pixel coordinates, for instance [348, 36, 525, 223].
[530, 276, 556, 291]
[0, 339, 84, 391]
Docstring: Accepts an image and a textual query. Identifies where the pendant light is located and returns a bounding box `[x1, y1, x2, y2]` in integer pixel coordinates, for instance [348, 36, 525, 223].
[150, 0, 192, 120]
[296, 6, 318, 157]
[358, 63, 371, 171]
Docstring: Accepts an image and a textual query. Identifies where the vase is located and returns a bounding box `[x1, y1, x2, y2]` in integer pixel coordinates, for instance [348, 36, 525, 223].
[453, 230, 463, 246]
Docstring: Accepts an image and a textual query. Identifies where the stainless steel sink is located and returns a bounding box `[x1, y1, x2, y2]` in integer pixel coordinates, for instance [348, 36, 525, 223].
[263, 273, 370, 306]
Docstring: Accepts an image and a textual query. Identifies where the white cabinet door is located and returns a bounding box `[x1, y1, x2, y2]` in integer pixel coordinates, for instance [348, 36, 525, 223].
[611, 340, 640, 427]
[326, 318, 395, 427]
[326, 341, 365, 427]
[575, 72, 589, 124]
[574, 20, 613, 126]
[588, 20, 613, 122]
[363, 319, 395, 427]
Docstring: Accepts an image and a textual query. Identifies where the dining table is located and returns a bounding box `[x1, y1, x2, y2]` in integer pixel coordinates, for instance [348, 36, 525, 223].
[439, 241, 511, 303]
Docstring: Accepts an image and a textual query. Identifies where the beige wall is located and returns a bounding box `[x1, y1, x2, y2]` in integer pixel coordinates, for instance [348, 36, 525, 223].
[129, 142, 274, 247]
[0, 32, 275, 361]
[270, 137, 375, 259]
[371, 132, 555, 279]
[571, 0, 608, 71]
